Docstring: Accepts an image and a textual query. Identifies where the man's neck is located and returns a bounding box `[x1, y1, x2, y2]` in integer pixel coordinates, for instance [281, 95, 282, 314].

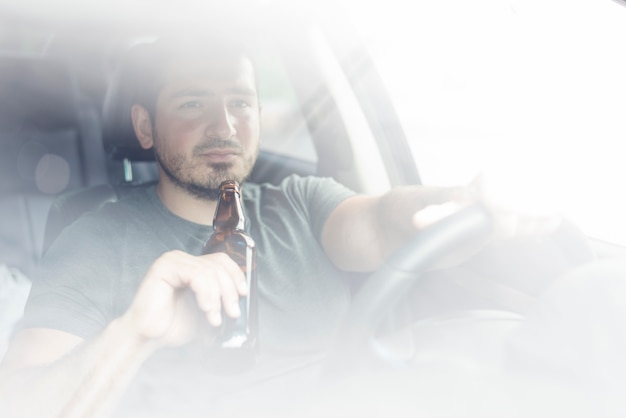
[156, 180, 217, 226]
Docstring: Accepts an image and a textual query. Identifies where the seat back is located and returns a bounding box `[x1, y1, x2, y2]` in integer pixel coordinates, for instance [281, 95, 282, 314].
[101, 43, 159, 185]
[0, 55, 106, 275]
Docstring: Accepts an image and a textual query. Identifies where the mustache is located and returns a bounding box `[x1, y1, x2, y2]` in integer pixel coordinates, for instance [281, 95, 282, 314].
[193, 139, 242, 155]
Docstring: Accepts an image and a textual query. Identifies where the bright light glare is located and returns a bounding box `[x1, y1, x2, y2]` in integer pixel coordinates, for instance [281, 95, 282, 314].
[343, 0, 626, 246]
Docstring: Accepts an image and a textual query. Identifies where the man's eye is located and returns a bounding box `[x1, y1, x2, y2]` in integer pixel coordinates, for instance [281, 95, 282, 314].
[180, 101, 203, 109]
[230, 100, 251, 108]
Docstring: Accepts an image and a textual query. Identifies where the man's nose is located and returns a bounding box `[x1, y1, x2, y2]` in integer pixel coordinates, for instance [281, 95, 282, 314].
[205, 103, 236, 139]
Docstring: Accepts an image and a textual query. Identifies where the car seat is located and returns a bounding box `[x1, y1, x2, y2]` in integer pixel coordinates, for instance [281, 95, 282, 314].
[0, 55, 107, 277]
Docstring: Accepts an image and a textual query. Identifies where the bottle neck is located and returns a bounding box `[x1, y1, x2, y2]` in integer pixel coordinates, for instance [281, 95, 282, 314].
[213, 189, 246, 232]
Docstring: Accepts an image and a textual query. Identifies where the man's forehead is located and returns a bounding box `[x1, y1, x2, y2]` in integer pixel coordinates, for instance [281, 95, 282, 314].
[160, 55, 255, 86]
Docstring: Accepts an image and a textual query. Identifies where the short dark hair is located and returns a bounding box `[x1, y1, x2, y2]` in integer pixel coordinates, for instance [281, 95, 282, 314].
[130, 32, 257, 117]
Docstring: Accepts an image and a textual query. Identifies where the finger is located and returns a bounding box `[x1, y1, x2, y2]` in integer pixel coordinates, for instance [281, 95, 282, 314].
[187, 265, 222, 325]
[139, 251, 246, 330]
[201, 253, 249, 296]
[159, 289, 200, 346]
[197, 271, 223, 327]
[217, 274, 242, 319]
[189, 256, 242, 320]
[208, 310, 222, 328]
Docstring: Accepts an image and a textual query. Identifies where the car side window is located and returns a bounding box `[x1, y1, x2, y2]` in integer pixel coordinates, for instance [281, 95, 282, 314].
[256, 55, 317, 164]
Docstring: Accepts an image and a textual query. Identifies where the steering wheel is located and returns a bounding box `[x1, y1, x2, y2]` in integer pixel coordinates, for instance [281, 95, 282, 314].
[322, 204, 495, 376]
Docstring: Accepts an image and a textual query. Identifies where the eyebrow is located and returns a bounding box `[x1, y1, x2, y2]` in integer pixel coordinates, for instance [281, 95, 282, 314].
[169, 88, 212, 99]
[169, 86, 257, 99]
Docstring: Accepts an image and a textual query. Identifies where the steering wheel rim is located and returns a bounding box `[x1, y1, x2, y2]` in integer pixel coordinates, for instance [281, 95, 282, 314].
[323, 204, 494, 376]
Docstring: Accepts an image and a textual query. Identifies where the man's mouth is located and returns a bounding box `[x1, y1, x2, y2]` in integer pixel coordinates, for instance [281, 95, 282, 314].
[198, 149, 240, 163]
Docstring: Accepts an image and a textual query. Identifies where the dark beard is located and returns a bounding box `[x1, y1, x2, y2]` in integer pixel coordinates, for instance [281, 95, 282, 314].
[153, 142, 255, 201]
[151, 125, 257, 201]
[155, 151, 236, 201]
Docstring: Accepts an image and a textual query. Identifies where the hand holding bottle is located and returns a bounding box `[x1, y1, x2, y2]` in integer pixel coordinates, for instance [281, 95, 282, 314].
[124, 250, 248, 348]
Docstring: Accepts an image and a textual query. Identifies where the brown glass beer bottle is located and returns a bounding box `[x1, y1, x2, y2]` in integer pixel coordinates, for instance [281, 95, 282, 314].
[201, 180, 258, 373]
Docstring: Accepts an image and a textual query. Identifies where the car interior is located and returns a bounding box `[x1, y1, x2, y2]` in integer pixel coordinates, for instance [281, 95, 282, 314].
[0, 9, 306, 274]
[0, 3, 430, 275]
[2, 0, 626, 414]
[0, 3, 416, 359]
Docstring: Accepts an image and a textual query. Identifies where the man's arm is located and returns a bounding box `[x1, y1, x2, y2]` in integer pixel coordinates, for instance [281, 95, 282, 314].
[0, 251, 247, 418]
[0, 320, 156, 418]
[321, 181, 561, 273]
[321, 184, 475, 272]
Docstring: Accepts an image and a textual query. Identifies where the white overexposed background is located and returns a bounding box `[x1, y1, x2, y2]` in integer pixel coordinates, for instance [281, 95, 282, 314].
[343, 0, 626, 246]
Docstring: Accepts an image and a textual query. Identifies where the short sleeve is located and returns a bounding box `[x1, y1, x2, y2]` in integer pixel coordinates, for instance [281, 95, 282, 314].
[278, 175, 356, 242]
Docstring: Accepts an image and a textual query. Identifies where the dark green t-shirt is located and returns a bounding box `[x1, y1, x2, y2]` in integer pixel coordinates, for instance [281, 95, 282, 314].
[23, 175, 356, 354]
[22, 175, 359, 415]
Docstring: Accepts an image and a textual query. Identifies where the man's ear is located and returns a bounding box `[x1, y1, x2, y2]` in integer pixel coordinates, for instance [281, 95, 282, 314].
[131, 104, 155, 150]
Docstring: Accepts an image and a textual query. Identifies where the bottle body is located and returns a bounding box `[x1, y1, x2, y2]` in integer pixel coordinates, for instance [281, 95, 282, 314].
[202, 231, 258, 351]
[201, 181, 258, 373]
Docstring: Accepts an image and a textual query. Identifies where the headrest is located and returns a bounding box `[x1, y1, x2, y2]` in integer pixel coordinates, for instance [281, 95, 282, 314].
[0, 56, 78, 131]
[0, 56, 83, 195]
[102, 43, 155, 162]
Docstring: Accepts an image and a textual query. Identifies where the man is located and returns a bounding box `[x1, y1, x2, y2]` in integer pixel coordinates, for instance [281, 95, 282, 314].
[0, 37, 559, 417]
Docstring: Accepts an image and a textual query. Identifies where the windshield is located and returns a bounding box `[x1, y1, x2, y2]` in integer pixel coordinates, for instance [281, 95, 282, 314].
[345, 0, 626, 246]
